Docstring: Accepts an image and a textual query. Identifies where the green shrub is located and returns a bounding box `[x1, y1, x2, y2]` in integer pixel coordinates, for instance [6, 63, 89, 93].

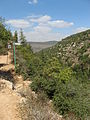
[53, 80, 90, 119]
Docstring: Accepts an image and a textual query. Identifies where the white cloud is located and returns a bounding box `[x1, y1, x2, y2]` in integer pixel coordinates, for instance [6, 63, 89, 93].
[28, 0, 38, 4]
[27, 15, 41, 19]
[6, 15, 73, 29]
[6, 19, 30, 28]
[24, 31, 63, 42]
[6, 15, 74, 42]
[30, 15, 51, 23]
[30, 15, 73, 28]
[33, 25, 52, 33]
[48, 20, 74, 28]
[74, 27, 90, 33]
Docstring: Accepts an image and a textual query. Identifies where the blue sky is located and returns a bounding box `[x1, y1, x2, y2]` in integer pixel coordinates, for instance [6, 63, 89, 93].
[0, 0, 90, 41]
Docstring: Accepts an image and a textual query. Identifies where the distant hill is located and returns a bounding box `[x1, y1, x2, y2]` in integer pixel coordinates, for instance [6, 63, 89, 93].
[27, 41, 57, 52]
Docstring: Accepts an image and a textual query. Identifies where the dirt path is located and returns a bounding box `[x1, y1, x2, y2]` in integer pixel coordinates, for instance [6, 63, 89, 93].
[0, 88, 21, 120]
[0, 52, 11, 65]
[0, 52, 22, 120]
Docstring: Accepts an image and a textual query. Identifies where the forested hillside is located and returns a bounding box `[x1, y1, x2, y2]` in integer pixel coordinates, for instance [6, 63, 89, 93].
[16, 30, 90, 120]
[38, 30, 90, 79]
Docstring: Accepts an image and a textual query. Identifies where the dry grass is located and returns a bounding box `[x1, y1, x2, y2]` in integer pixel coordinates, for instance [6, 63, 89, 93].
[19, 88, 63, 120]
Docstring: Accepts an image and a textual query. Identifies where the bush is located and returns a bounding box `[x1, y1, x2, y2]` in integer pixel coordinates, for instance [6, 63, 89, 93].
[31, 76, 56, 98]
[53, 80, 90, 119]
[19, 88, 63, 120]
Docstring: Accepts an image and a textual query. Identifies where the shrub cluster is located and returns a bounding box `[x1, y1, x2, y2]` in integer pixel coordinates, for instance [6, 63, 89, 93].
[16, 30, 90, 120]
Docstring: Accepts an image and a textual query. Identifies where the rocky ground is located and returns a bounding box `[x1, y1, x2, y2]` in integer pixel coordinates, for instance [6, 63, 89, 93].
[0, 52, 31, 120]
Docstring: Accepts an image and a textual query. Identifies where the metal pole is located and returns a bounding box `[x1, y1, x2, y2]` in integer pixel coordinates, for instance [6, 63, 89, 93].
[13, 42, 16, 69]
[7, 52, 8, 64]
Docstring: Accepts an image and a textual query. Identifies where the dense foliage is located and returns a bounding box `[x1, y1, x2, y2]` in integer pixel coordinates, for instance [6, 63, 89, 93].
[19, 29, 26, 45]
[0, 17, 13, 55]
[0, 16, 89, 119]
[13, 31, 18, 43]
[16, 30, 90, 120]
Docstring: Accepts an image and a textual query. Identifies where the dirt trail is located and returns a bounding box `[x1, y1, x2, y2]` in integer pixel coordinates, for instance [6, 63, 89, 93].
[0, 52, 11, 65]
[0, 88, 21, 120]
[0, 52, 25, 120]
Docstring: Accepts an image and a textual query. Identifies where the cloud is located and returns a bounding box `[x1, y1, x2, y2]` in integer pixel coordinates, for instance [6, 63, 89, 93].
[6, 19, 30, 28]
[24, 31, 63, 42]
[48, 20, 74, 28]
[30, 15, 51, 23]
[30, 15, 73, 28]
[6, 15, 73, 29]
[74, 27, 90, 33]
[33, 25, 52, 33]
[6, 15, 74, 42]
[28, 0, 38, 4]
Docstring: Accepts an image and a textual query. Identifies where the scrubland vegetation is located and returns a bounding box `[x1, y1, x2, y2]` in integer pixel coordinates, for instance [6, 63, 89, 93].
[16, 30, 90, 120]
[0, 18, 90, 120]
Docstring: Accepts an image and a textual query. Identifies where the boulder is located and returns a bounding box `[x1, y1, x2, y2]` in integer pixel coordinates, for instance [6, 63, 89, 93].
[0, 79, 14, 90]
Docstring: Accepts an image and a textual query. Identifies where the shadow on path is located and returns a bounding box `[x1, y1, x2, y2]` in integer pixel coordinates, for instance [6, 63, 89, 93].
[0, 70, 14, 83]
[0, 64, 7, 68]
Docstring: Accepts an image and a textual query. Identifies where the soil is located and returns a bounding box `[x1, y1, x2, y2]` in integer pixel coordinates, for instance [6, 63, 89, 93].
[0, 88, 21, 120]
[0, 52, 22, 120]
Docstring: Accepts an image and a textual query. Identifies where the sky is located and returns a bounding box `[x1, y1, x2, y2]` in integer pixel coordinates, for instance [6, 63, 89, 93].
[0, 0, 90, 42]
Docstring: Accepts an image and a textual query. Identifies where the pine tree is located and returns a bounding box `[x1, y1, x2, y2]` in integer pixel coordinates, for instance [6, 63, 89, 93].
[13, 31, 18, 42]
[19, 29, 26, 45]
[0, 17, 13, 54]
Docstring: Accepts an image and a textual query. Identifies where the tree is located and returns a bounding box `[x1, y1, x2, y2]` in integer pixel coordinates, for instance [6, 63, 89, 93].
[19, 29, 26, 45]
[13, 31, 18, 42]
[0, 17, 13, 54]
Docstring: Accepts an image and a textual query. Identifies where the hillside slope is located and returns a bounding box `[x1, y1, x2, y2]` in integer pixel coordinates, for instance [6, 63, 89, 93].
[54, 30, 90, 65]
[40, 30, 90, 78]
[30, 30, 90, 119]
[15, 30, 90, 120]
